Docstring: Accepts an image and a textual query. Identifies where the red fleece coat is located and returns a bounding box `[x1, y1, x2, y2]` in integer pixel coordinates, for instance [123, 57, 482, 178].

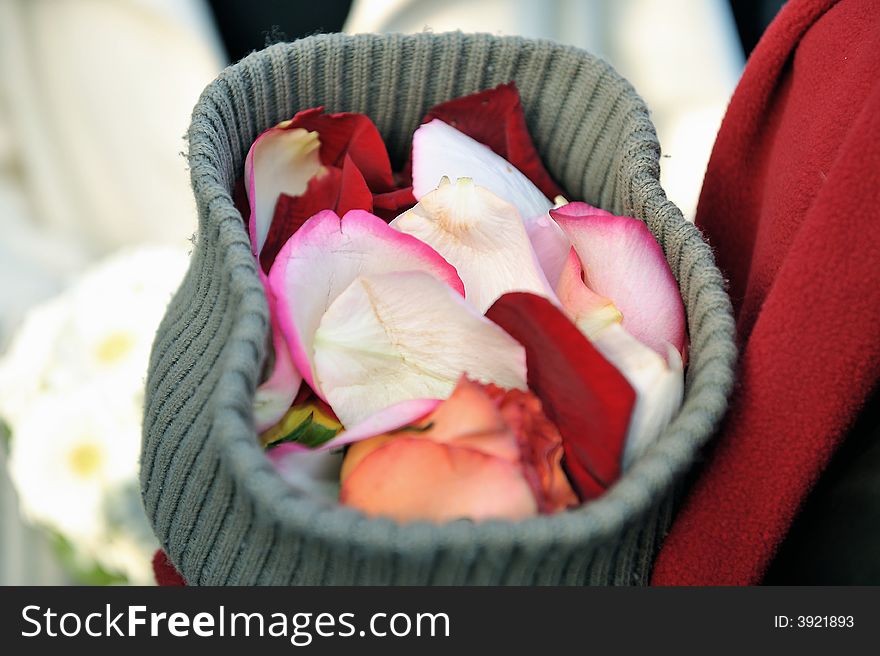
[652, 0, 880, 585]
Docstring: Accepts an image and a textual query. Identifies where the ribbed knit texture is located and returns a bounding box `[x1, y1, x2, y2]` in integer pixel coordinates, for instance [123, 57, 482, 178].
[141, 33, 736, 585]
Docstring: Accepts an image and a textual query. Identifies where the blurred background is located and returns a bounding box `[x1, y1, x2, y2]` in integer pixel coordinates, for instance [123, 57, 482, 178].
[0, 0, 778, 584]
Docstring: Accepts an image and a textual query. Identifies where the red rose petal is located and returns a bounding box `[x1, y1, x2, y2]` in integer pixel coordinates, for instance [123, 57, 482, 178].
[286, 107, 396, 193]
[421, 82, 564, 200]
[337, 154, 374, 216]
[232, 175, 250, 227]
[372, 186, 417, 221]
[485, 292, 635, 500]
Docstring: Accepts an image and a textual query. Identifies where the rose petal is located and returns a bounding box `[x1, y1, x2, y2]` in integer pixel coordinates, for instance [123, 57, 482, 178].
[259, 155, 374, 272]
[410, 377, 518, 462]
[522, 211, 571, 287]
[245, 125, 324, 255]
[283, 107, 396, 192]
[411, 119, 553, 221]
[313, 270, 528, 427]
[232, 176, 250, 225]
[551, 201, 613, 219]
[254, 320, 302, 431]
[523, 201, 611, 286]
[339, 434, 395, 484]
[254, 270, 302, 431]
[340, 438, 537, 522]
[335, 154, 375, 216]
[556, 247, 623, 339]
[420, 82, 564, 199]
[372, 186, 416, 221]
[551, 205, 687, 356]
[339, 378, 517, 484]
[485, 292, 635, 499]
[593, 324, 684, 470]
[392, 177, 556, 312]
[497, 387, 579, 513]
[269, 209, 464, 398]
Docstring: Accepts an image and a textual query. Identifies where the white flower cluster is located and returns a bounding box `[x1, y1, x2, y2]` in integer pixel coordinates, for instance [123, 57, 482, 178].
[0, 246, 189, 584]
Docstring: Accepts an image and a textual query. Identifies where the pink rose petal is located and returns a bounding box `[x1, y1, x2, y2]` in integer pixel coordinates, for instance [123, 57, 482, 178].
[550, 205, 686, 356]
[268, 209, 464, 398]
[254, 270, 302, 430]
[523, 202, 610, 287]
[555, 247, 623, 339]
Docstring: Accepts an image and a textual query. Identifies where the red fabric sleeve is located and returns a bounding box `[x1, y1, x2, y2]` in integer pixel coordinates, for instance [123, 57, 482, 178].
[652, 0, 880, 584]
[153, 550, 187, 586]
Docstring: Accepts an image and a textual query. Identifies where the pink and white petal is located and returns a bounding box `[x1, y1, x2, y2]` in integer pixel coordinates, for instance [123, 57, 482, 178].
[556, 248, 623, 339]
[523, 212, 571, 287]
[254, 319, 303, 430]
[245, 125, 324, 255]
[391, 178, 556, 312]
[340, 438, 538, 522]
[412, 119, 553, 220]
[593, 324, 684, 470]
[268, 209, 464, 397]
[523, 203, 610, 286]
[551, 208, 686, 356]
[550, 200, 612, 220]
[254, 269, 302, 430]
[313, 270, 528, 427]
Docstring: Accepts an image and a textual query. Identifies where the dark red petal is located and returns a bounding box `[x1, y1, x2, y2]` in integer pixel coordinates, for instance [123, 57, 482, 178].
[372, 186, 417, 221]
[337, 154, 375, 216]
[287, 108, 396, 193]
[421, 82, 564, 200]
[258, 161, 373, 273]
[232, 175, 250, 227]
[485, 292, 636, 500]
[292, 382, 315, 407]
[152, 550, 186, 586]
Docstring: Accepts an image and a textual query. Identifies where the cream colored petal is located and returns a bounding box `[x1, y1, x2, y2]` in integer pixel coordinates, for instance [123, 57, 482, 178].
[245, 125, 323, 254]
[313, 270, 527, 427]
[391, 178, 556, 312]
[593, 324, 684, 469]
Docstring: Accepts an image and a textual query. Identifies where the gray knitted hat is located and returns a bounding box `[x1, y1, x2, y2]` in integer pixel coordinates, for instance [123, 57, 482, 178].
[141, 33, 736, 585]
